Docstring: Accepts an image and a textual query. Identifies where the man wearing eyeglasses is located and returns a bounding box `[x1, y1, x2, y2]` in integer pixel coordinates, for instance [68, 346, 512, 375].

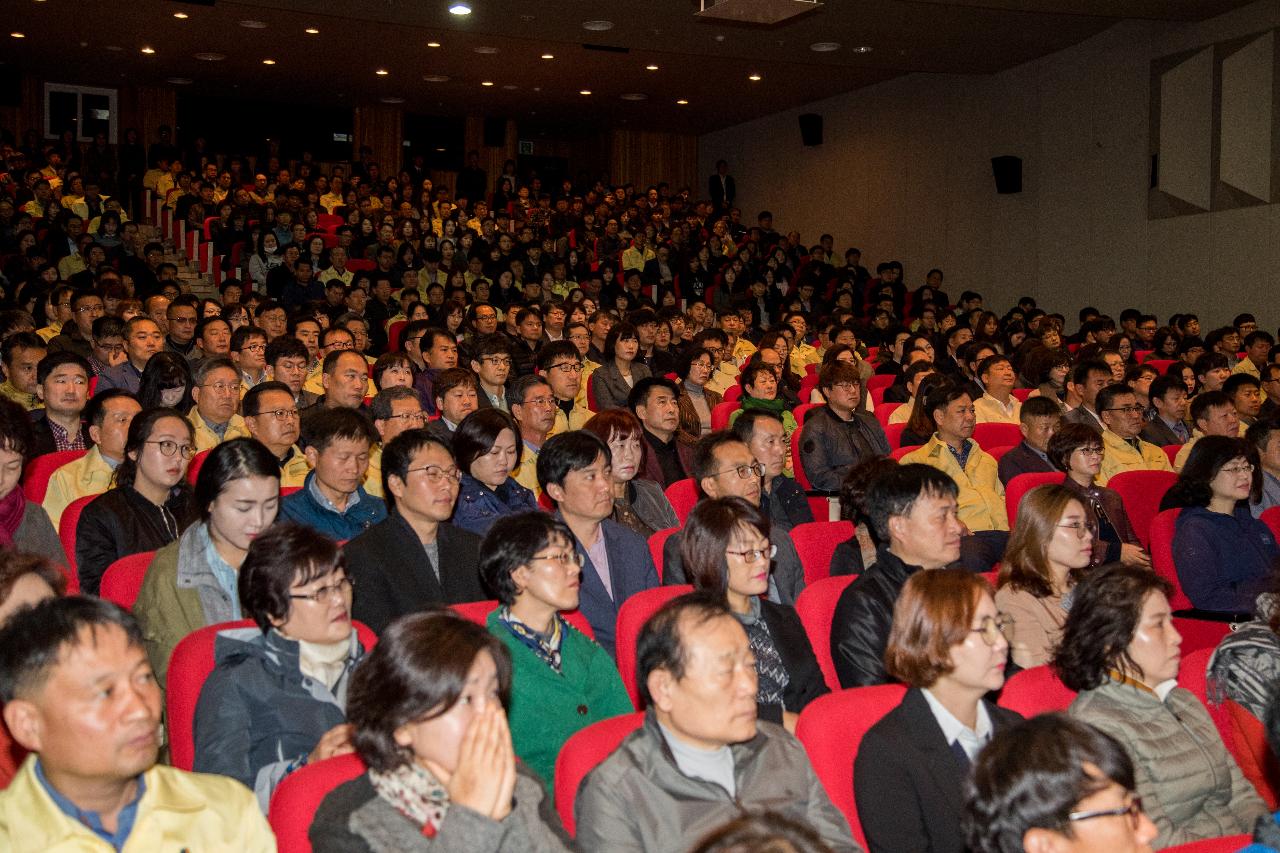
[187, 358, 251, 453]
[229, 325, 268, 394]
[303, 327, 377, 400]
[363, 387, 426, 499]
[163, 298, 201, 364]
[470, 334, 512, 412]
[1096, 384, 1172, 486]
[508, 375, 557, 497]
[538, 341, 591, 437]
[799, 361, 890, 493]
[345, 430, 484, 634]
[46, 291, 101, 360]
[96, 317, 163, 396]
[662, 431, 807, 606]
[242, 381, 310, 488]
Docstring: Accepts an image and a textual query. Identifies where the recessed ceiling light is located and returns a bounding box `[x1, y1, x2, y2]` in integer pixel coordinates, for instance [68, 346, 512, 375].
[541, 53, 554, 60]
[167, 77, 193, 85]
[579, 89, 592, 95]
[380, 96, 405, 104]
[194, 51, 225, 61]
[173, 12, 188, 19]
[9, 32, 24, 38]
[305, 27, 320, 34]
[239, 20, 268, 29]
[427, 41, 441, 48]
[748, 73, 762, 81]
[645, 64, 659, 71]
[502, 84, 518, 90]
[620, 93, 646, 101]
[262, 59, 276, 65]
[449, 2, 471, 15]
[375, 69, 389, 75]
[481, 80, 494, 86]
[582, 20, 613, 31]
[676, 99, 688, 105]
[141, 46, 155, 54]
[810, 41, 840, 52]
[473, 46, 498, 54]
[105, 44, 123, 51]
[422, 74, 449, 82]
[851, 45, 873, 53]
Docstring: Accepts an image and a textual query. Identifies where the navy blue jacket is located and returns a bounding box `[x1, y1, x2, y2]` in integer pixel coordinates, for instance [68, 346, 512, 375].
[452, 473, 539, 537]
[278, 472, 387, 541]
[1173, 505, 1278, 615]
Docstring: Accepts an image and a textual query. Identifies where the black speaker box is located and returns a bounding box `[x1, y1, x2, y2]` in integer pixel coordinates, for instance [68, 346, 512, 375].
[799, 113, 823, 147]
[991, 155, 1022, 194]
[483, 117, 506, 148]
[0, 68, 20, 108]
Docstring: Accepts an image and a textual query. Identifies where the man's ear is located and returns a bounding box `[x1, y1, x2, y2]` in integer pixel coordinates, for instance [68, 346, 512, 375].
[647, 668, 675, 713]
[304, 445, 319, 468]
[1022, 827, 1065, 853]
[546, 481, 565, 505]
[886, 513, 906, 544]
[3, 700, 43, 753]
[35, 385, 45, 403]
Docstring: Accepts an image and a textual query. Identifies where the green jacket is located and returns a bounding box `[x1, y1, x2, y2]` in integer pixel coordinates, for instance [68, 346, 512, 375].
[487, 610, 632, 797]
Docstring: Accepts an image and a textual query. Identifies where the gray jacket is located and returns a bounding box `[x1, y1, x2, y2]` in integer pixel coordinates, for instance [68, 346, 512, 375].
[797, 406, 890, 493]
[591, 361, 652, 411]
[574, 711, 858, 853]
[627, 477, 680, 533]
[1069, 678, 1267, 848]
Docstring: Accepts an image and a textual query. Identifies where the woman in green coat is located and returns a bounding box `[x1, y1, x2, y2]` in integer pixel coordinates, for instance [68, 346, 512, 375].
[479, 511, 632, 796]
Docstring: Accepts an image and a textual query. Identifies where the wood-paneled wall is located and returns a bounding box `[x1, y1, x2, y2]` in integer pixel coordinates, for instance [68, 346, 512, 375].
[352, 104, 404, 180]
[463, 116, 517, 196]
[0, 76, 43, 141]
[118, 86, 176, 141]
[609, 129, 698, 193]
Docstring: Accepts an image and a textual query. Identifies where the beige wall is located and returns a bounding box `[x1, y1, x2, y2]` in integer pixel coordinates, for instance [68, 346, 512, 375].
[699, 0, 1280, 328]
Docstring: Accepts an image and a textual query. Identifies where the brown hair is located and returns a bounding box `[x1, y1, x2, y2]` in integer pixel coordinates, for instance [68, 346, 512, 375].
[680, 497, 771, 596]
[998, 485, 1088, 598]
[0, 551, 65, 611]
[582, 408, 647, 475]
[818, 359, 862, 394]
[885, 569, 990, 688]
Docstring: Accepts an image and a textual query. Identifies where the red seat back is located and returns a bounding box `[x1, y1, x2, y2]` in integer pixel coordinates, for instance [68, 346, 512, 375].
[1145, 357, 1176, 372]
[986, 444, 1015, 462]
[866, 374, 894, 393]
[1005, 472, 1065, 529]
[59, 494, 96, 584]
[1107, 469, 1178, 549]
[710, 401, 740, 431]
[791, 521, 855, 586]
[1160, 836, 1251, 852]
[663, 478, 699, 525]
[792, 402, 818, 426]
[449, 600, 594, 639]
[1225, 699, 1280, 808]
[795, 575, 856, 691]
[268, 752, 367, 853]
[972, 422, 1022, 451]
[1261, 506, 1280, 542]
[722, 384, 742, 403]
[553, 712, 645, 835]
[185, 449, 211, 486]
[796, 684, 907, 849]
[22, 450, 87, 504]
[890, 446, 918, 461]
[100, 551, 157, 610]
[615, 585, 692, 709]
[387, 320, 408, 353]
[1011, 388, 1032, 402]
[1181, 646, 1236, 755]
[791, 429, 814, 491]
[1163, 443, 1182, 468]
[1170, 617, 1229, 653]
[873, 402, 901, 429]
[167, 619, 377, 772]
[883, 421, 907, 449]
[648, 527, 678, 581]
[0, 715, 27, 790]
[798, 374, 820, 403]
[1149, 508, 1191, 610]
[345, 258, 375, 272]
[997, 665, 1077, 717]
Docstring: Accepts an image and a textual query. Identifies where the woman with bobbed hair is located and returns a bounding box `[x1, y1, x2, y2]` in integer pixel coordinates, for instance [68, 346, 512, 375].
[830, 457, 899, 577]
[309, 609, 573, 852]
[581, 409, 679, 537]
[194, 522, 362, 810]
[136, 350, 195, 413]
[0, 397, 64, 568]
[1046, 422, 1148, 568]
[681, 497, 827, 731]
[0, 549, 64, 625]
[479, 511, 631, 792]
[900, 372, 951, 448]
[855, 570, 1022, 853]
[591, 321, 651, 412]
[674, 346, 723, 440]
[1053, 563, 1267, 847]
[451, 408, 538, 536]
[995, 484, 1096, 668]
[1162, 435, 1279, 616]
[133, 436, 280, 697]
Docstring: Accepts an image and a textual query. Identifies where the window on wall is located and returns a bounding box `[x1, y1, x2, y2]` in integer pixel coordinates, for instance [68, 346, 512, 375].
[44, 83, 117, 143]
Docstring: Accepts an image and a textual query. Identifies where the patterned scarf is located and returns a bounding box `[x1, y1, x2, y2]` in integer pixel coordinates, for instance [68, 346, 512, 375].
[368, 762, 450, 838]
[736, 598, 789, 708]
[498, 605, 565, 674]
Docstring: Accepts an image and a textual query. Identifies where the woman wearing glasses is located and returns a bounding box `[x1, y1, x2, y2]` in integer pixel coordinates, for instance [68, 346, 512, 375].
[75, 407, 197, 596]
[591, 322, 651, 412]
[1054, 563, 1267, 847]
[681, 497, 827, 733]
[479, 511, 631, 792]
[1163, 435, 1279, 617]
[581, 409, 680, 537]
[995, 485, 1097, 669]
[193, 523, 363, 811]
[452, 409, 539, 536]
[855, 570, 1022, 853]
[1047, 423, 1149, 569]
[134, 437, 279, 699]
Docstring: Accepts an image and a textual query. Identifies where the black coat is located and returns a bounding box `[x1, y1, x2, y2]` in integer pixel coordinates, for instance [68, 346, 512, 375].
[831, 547, 920, 688]
[855, 688, 1023, 853]
[75, 485, 195, 596]
[996, 441, 1057, 487]
[343, 511, 485, 634]
[755, 599, 829, 723]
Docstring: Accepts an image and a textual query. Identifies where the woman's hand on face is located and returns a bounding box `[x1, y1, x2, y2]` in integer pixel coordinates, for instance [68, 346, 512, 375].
[424, 704, 514, 820]
[308, 723, 355, 764]
[1119, 543, 1152, 569]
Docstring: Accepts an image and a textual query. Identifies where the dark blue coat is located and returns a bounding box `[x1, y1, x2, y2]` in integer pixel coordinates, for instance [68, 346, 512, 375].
[452, 473, 539, 537]
[567, 516, 660, 659]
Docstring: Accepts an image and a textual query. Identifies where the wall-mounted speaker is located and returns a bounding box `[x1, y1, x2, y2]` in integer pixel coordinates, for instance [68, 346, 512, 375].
[991, 155, 1023, 194]
[799, 113, 823, 147]
[483, 117, 506, 148]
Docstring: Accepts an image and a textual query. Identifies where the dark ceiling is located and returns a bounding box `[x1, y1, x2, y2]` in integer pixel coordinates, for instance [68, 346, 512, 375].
[3, 0, 1255, 135]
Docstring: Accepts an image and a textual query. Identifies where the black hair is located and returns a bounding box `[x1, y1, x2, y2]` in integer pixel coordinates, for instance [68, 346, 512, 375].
[505, 373, 550, 411]
[536, 430, 611, 496]
[300, 406, 377, 452]
[194, 437, 280, 521]
[1148, 374, 1186, 405]
[864, 463, 959, 542]
[676, 347, 717, 383]
[238, 522, 344, 632]
[920, 378, 972, 421]
[242, 381, 294, 418]
[635, 590, 733, 707]
[1094, 383, 1136, 414]
[0, 596, 146, 702]
[731, 408, 783, 445]
[468, 333, 510, 362]
[1, 331, 45, 367]
[35, 350, 91, 387]
[691, 430, 748, 490]
[84, 388, 138, 430]
[478, 511, 576, 605]
[1163, 435, 1258, 510]
[1019, 395, 1061, 422]
[626, 375, 679, 414]
[369, 385, 420, 422]
[230, 324, 267, 352]
[266, 335, 309, 366]
[1189, 389, 1233, 425]
[1223, 372, 1261, 396]
[136, 351, 195, 413]
[535, 340, 581, 372]
[381, 427, 453, 511]
[453, 408, 522, 473]
[604, 321, 639, 360]
[113, 406, 194, 490]
[680, 497, 771, 596]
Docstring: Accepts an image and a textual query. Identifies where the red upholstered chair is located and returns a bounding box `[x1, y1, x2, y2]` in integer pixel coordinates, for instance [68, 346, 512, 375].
[972, 422, 1022, 451]
[553, 712, 645, 835]
[316, 213, 343, 231]
[791, 433, 814, 491]
[711, 400, 740, 430]
[185, 449, 211, 485]
[796, 684, 907, 849]
[268, 752, 367, 853]
[1107, 469, 1178, 549]
[386, 320, 408, 353]
[449, 600, 594, 639]
[22, 449, 87, 504]
[1011, 388, 1032, 402]
[883, 421, 907, 449]
[1004, 472, 1065, 529]
[664, 478, 699, 525]
[798, 374, 820, 403]
[0, 718, 27, 790]
[345, 258, 375, 272]
[792, 403, 818, 427]
[1149, 508, 1192, 611]
[58, 494, 96, 581]
[648, 527, 678, 581]
[869, 386, 887, 406]
[866, 374, 893, 394]
[1133, 349, 1153, 363]
[873, 402, 901, 429]
[791, 521, 855, 586]
[1261, 506, 1280, 542]
[1145, 357, 1176, 372]
[615, 585, 692, 709]
[890, 446, 918, 461]
[1225, 699, 1280, 808]
[722, 384, 742, 403]
[1163, 444, 1182, 468]
[795, 575, 856, 691]
[100, 551, 157, 610]
[1181, 646, 1234, 750]
[997, 665, 1077, 717]
[167, 619, 378, 772]
[282, 486, 302, 496]
[986, 445, 1015, 462]
[1170, 617, 1229, 654]
[1160, 837, 1251, 852]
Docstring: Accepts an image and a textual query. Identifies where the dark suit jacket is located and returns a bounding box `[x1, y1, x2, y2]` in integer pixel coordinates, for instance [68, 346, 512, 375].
[639, 429, 695, 488]
[708, 173, 736, 210]
[344, 511, 485, 634]
[1062, 405, 1103, 433]
[756, 600, 829, 722]
[1140, 416, 1188, 447]
[591, 361, 652, 412]
[570, 517, 660, 659]
[855, 688, 1023, 853]
[28, 410, 92, 458]
[996, 440, 1056, 486]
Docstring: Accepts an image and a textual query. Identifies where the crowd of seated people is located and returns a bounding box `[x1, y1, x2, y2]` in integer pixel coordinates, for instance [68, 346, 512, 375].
[1, 125, 1280, 849]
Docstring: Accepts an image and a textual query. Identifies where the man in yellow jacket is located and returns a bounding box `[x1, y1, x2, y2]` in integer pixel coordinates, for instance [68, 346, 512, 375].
[1096, 384, 1172, 486]
[43, 391, 142, 530]
[188, 358, 251, 453]
[0, 597, 275, 852]
[900, 382, 1009, 572]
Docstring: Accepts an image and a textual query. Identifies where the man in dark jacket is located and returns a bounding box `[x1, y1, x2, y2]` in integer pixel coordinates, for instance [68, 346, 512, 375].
[798, 361, 890, 494]
[344, 430, 484, 634]
[831, 464, 963, 688]
[997, 395, 1061, 486]
[733, 409, 814, 530]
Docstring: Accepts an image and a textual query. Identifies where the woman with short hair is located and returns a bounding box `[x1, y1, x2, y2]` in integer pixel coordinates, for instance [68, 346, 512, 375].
[452, 408, 538, 536]
[591, 321, 651, 411]
[674, 346, 722, 440]
[1045, 422, 1147, 568]
[194, 523, 363, 810]
[0, 549, 63, 625]
[0, 397, 64, 569]
[1054, 563, 1267, 847]
[582, 409, 679, 537]
[309, 610, 573, 852]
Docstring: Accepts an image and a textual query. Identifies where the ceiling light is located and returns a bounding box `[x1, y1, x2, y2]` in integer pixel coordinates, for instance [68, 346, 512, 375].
[305, 27, 320, 34]
[380, 96, 405, 104]
[481, 80, 494, 86]
[427, 41, 441, 47]
[449, 2, 472, 15]
[620, 93, 646, 101]
[645, 64, 659, 71]
[582, 20, 613, 31]
[167, 77, 193, 85]
[194, 52, 225, 61]
[376, 69, 389, 75]
[676, 99, 688, 105]
[473, 46, 498, 54]
[810, 41, 840, 52]
[422, 74, 449, 82]
[262, 59, 276, 65]
[541, 53, 554, 60]
[748, 73, 762, 81]
[9, 32, 24, 38]
[851, 45, 873, 53]
[239, 20, 268, 29]
[435, 147, 447, 152]
[579, 89, 592, 95]
[173, 12, 188, 19]
[141, 46, 155, 54]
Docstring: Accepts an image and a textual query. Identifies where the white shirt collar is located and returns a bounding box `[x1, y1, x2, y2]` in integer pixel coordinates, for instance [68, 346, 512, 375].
[921, 687, 992, 761]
